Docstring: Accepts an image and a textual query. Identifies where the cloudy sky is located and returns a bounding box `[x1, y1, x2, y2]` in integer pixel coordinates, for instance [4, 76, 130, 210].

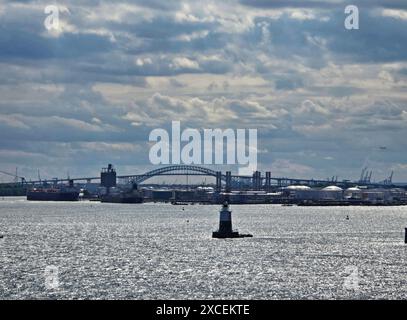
[0, 0, 407, 182]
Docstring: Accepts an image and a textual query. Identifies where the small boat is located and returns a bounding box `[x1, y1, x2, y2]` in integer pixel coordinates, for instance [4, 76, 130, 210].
[171, 201, 190, 205]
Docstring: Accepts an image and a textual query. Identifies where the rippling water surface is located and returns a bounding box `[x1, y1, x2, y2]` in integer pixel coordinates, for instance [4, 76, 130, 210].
[0, 197, 406, 299]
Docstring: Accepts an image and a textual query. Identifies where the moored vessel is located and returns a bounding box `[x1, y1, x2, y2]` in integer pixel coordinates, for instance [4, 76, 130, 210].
[27, 187, 79, 201]
[100, 183, 143, 203]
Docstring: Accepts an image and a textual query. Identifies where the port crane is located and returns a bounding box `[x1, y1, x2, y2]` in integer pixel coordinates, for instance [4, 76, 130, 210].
[379, 171, 394, 185]
[359, 167, 373, 184]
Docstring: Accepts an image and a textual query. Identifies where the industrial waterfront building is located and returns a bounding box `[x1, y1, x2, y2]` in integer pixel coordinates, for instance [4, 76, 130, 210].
[137, 185, 407, 205]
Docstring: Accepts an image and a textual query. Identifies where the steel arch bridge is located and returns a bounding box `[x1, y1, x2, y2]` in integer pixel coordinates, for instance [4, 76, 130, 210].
[122, 165, 225, 184]
[2, 164, 402, 189]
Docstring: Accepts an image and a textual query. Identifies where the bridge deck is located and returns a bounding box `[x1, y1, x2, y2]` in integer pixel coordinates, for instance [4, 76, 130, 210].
[0, 165, 402, 188]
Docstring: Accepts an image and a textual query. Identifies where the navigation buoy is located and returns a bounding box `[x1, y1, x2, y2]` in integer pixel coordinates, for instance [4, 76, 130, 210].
[346, 215, 350, 220]
[212, 202, 253, 239]
[405, 228, 407, 244]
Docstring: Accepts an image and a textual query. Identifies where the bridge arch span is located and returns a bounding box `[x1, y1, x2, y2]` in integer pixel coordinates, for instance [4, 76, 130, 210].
[130, 165, 220, 184]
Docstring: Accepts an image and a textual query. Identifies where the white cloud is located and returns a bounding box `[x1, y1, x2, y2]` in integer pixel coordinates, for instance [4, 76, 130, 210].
[381, 9, 407, 20]
[135, 57, 153, 66]
[170, 57, 200, 70]
[290, 10, 316, 20]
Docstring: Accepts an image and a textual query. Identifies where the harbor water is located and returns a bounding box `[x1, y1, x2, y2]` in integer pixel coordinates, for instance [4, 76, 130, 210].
[0, 197, 406, 299]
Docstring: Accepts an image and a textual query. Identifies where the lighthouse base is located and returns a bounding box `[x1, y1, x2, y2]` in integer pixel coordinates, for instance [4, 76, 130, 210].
[212, 231, 253, 239]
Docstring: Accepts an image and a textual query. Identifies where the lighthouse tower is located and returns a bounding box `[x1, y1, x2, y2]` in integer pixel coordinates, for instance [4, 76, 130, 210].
[218, 202, 234, 234]
[212, 202, 253, 238]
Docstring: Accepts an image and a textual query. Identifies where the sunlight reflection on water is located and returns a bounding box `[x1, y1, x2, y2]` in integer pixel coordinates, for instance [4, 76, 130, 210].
[0, 198, 406, 299]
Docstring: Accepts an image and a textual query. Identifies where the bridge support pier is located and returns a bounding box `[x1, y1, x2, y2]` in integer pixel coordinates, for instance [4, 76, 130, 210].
[225, 171, 232, 193]
[265, 172, 271, 191]
[252, 171, 261, 190]
[216, 171, 222, 193]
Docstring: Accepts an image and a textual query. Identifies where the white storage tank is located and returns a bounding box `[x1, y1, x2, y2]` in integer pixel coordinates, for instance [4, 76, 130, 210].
[344, 187, 362, 199]
[320, 186, 343, 200]
[284, 185, 315, 200]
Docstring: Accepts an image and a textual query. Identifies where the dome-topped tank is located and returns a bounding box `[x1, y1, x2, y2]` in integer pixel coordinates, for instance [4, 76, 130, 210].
[344, 186, 362, 199]
[346, 187, 361, 192]
[285, 185, 311, 191]
[322, 186, 343, 191]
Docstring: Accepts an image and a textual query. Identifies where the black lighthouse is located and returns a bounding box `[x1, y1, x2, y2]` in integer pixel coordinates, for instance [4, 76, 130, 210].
[212, 202, 253, 239]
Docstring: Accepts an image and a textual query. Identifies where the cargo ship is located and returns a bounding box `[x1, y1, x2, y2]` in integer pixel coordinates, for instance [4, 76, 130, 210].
[27, 186, 79, 201]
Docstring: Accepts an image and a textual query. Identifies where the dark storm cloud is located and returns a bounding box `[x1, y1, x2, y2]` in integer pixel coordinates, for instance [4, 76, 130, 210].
[250, 10, 407, 64]
[0, 5, 114, 60]
[0, 0, 407, 180]
[326, 13, 407, 63]
[0, 31, 114, 60]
